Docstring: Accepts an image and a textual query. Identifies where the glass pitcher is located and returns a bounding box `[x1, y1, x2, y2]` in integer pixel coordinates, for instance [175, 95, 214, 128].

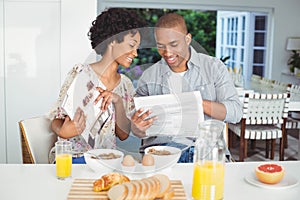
[192, 120, 226, 200]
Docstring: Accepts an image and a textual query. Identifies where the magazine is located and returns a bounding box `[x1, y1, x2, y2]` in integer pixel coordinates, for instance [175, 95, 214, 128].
[61, 66, 105, 142]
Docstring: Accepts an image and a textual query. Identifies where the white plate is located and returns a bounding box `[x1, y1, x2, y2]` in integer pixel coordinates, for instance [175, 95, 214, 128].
[115, 163, 156, 175]
[245, 173, 299, 189]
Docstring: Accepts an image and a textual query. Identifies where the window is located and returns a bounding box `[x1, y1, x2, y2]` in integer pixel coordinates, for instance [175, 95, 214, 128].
[216, 11, 268, 81]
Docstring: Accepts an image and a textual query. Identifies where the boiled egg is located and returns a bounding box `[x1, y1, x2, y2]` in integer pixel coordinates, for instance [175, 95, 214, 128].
[142, 154, 155, 166]
[122, 155, 135, 167]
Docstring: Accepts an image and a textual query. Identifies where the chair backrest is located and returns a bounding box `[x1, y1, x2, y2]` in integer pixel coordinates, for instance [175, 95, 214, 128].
[290, 84, 300, 102]
[19, 116, 57, 164]
[251, 74, 262, 82]
[242, 93, 290, 125]
[272, 81, 292, 93]
[260, 77, 274, 86]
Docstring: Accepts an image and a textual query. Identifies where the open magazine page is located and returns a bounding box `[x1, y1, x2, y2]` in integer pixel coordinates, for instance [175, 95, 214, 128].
[134, 91, 204, 137]
[61, 67, 105, 142]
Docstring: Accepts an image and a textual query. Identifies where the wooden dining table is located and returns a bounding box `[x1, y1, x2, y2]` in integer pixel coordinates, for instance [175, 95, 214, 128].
[1, 161, 299, 200]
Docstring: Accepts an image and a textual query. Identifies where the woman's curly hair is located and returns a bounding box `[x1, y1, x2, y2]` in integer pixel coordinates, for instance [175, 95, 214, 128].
[88, 8, 146, 55]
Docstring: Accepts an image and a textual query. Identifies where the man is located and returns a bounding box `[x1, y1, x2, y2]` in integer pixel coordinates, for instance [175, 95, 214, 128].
[131, 13, 242, 162]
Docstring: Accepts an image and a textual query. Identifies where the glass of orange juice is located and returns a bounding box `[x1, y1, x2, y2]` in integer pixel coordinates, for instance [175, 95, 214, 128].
[55, 141, 72, 180]
[192, 120, 226, 200]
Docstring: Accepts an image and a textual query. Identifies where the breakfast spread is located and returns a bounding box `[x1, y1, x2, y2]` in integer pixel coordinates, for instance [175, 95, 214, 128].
[255, 163, 285, 184]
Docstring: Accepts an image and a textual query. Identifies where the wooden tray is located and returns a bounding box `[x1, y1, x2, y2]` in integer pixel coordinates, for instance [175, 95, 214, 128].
[67, 178, 187, 200]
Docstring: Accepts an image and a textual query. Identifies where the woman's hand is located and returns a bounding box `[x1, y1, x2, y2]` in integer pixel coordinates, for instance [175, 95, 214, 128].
[53, 108, 86, 138]
[72, 107, 86, 134]
[130, 109, 157, 138]
[94, 87, 121, 111]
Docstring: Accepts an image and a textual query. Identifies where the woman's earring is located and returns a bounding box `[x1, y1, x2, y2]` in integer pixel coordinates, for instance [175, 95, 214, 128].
[110, 40, 116, 47]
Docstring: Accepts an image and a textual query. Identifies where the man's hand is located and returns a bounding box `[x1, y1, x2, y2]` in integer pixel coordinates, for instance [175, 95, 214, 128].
[130, 108, 157, 138]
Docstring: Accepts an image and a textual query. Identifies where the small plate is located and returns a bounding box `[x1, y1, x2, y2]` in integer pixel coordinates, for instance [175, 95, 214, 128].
[245, 173, 299, 189]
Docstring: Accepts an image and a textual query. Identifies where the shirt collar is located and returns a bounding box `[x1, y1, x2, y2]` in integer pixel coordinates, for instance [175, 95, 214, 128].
[160, 58, 173, 76]
[187, 46, 200, 69]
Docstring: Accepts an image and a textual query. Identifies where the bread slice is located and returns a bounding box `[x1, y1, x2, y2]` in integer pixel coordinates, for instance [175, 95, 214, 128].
[141, 179, 152, 200]
[145, 178, 159, 200]
[141, 178, 154, 200]
[148, 176, 160, 198]
[137, 180, 149, 199]
[131, 180, 142, 200]
[123, 182, 136, 200]
[152, 174, 171, 198]
[107, 184, 128, 200]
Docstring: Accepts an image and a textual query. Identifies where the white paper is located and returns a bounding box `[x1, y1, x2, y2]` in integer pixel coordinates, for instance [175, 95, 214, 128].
[134, 91, 204, 137]
[61, 67, 105, 142]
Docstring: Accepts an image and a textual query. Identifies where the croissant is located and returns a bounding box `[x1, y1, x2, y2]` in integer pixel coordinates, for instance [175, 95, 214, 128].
[93, 172, 130, 192]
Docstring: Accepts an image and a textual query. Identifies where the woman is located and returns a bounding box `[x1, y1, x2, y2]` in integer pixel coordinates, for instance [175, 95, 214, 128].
[48, 8, 146, 163]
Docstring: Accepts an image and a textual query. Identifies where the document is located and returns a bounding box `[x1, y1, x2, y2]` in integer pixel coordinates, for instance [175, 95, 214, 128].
[61, 67, 104, 142]
[134, 91, 204, 137]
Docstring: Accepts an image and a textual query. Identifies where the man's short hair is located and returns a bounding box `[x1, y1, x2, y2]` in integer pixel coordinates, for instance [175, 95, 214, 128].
[155, 13, 188, 34]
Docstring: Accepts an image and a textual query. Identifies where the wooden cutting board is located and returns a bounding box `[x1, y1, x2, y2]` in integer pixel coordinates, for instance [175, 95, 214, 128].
[67, 178, 187, 200]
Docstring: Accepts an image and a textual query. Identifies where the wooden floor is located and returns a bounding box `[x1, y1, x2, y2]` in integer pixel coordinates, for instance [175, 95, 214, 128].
[229, 129, 299, 162]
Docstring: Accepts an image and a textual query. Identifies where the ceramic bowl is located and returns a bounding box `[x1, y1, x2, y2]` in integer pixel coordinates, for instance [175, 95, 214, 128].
[144, 146, 181, 170]
[84, 149, 124, 172]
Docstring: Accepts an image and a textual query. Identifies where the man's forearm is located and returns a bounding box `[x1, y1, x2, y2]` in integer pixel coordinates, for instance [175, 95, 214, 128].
[202, 100, 226, 121]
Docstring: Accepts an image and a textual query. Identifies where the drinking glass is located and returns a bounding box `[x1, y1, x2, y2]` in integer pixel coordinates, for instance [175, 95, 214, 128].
[192, 120, 226, 200]
[55, 141, 72, 180]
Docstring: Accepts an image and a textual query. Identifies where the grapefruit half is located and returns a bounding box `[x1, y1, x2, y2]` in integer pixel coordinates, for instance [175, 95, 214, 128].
[255, 163, 285, 184]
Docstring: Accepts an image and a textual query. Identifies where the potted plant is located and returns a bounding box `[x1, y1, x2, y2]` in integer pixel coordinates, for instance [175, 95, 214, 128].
[288, 50, 300, 75]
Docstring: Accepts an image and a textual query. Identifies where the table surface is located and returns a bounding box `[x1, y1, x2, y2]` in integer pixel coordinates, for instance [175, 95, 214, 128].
[1, 161, 300, 200]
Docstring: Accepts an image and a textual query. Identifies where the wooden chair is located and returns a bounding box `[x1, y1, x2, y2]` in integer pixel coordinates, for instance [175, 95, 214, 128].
[260, 77, 274, 85]
[251, 74, 262, 82]
[272, 81, 292, 93]
[286, 116, 300, 160]
[289, 84, 300, 107]
[228, 93, 290, 161]
[271, 81, 292, 147]
[286, 84, 300, 159]
[19, 116, 57, 164]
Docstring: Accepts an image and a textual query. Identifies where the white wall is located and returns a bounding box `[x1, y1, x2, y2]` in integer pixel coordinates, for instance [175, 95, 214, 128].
[4, 1, 61, 163]
[271, 1, 300, 79]
[60, 0, 97, 79]
[0, 0, 6, 163]
[0, 0, 97, 163]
